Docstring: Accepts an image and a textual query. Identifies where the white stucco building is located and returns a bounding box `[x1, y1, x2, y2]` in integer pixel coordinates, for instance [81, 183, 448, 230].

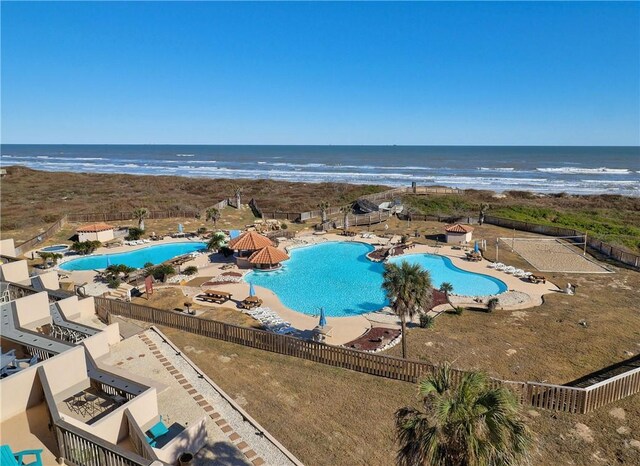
[76, 223, 115, 243]
[444, 223, 474, 244]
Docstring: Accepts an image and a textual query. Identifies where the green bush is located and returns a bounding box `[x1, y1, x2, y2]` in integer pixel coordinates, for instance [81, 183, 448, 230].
[143, 262, 154, 269]
[183, 266, 198, 275]
[197, 227, 207, 235]
[281, 223, 288, 230]
[107, 277, 121, 289]
[126, 227, 144, 240]
[454, 306, 465, 316]
[145, 264, 176, 281]
[419, 314, 435, 329]
[71, 240, 101, 255]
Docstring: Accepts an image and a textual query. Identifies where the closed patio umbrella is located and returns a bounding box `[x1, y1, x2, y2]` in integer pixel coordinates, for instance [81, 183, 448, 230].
[249, 282, 256, 297]
[474, 241, 479, 253]
[318, 307, 327, 327]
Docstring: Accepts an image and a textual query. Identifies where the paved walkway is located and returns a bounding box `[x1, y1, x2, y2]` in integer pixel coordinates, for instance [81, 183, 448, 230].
[143, 329, 298, 466]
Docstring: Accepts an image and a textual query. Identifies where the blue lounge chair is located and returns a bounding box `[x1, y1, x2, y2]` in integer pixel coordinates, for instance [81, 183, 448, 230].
[1, 444, 43, 466]
[145, 416, 169, 447]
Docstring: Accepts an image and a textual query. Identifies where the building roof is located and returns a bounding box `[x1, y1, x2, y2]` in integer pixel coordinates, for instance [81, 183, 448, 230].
[444, 223, 475, 233]
[76, 222, 114, 233]
[248, 246, 290, 265]
[228, 231, 274, 250]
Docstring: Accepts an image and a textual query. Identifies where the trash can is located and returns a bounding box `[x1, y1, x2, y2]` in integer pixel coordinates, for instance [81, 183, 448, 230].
[179, 452, 194, 466]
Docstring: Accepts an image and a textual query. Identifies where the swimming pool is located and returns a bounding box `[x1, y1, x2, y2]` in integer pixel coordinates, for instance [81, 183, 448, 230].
[246, 242, 507, 317]
[59, 242, 207, 271]
[40, 244, 70, 253]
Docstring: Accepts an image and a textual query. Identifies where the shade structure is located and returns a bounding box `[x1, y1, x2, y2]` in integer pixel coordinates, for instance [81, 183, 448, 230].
[249, 282, 256, 297]
[228, 231, 274, 251]
[248, 245, 289, 265]
[318, 307, 327, 327]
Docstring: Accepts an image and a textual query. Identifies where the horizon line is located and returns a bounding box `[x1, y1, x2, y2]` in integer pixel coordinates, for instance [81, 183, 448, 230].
[2, 143, 639, 148]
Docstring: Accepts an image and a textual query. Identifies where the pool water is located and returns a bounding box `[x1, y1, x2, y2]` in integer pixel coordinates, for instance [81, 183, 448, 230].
[246, 242, 507, 317]
[247, 242, 387, 317]
[387, 254, 508, 297]
[59, 242, 207, 271]
[40, 244, 69, 252]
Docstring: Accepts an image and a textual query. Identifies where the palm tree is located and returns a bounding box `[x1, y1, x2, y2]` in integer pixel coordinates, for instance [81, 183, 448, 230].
[207, 232, 226, 252]
[318, 201, 330, 223]
[382, 261, 433, 359]
[439, 282, 454, 310]
[133, 207, 148, 231]
[37, 251, 62, 268]
[206, 208, 221, 228]
[340, 205, 351, 231]
[395, 363, 532, 466]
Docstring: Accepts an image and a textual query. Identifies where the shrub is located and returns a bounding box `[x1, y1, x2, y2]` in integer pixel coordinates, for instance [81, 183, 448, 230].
[146, 264, 176, 281]
[126, 227, 144, 240]
[454, 306, 465, 316]
[197, 227, 207, 235]
[107, 277, 121, 289]
[143, 262, 154, 269]
[487, 297, 500, 313]
[183, 266, 198, 275]
[281, 223, 288, 230]
[71, 240, 101, 255]
[419, 314, 435, 329]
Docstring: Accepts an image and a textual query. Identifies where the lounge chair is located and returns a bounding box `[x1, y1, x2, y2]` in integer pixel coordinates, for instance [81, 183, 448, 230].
[1, 445, 43, 466]
[145, 416, 169, 448]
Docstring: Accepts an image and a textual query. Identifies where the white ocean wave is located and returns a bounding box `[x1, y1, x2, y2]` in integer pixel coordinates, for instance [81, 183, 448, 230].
[478, 167, 516, 172]
[537, 167, 631, 175]
[175, 154, 195, 157]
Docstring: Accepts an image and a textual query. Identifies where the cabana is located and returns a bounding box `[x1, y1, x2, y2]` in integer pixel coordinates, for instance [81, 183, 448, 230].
[228, 231, 274, 268]
[444, 223, 474, 245]
[76, 223, 115, 243]
[248, 246, 290, 270]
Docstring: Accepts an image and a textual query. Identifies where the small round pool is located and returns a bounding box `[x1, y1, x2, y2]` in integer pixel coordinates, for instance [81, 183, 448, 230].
[246, 242, 507, 318]
[59, 242, 207, 271]
[40, 244, 70, 253]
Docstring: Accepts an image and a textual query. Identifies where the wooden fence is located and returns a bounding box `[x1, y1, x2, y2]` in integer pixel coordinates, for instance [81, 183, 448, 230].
[94, 298, 640, 413]
[67, 209, 200, 223]
[484, 216, 640, 269]
[15, 215, 69, 256]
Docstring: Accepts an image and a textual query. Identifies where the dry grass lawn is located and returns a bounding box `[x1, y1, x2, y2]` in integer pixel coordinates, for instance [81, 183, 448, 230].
[159, 326, 640, 466]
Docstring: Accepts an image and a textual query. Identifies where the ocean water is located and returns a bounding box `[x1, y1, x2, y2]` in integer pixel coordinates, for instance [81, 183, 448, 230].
[1, 145, 639, 196]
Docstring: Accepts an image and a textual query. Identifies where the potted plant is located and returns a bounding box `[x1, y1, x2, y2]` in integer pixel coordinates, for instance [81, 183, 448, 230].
[179, 451, 194, 466]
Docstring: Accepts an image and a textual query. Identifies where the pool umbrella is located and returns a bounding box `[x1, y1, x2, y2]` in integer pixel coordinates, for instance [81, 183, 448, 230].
[474, 241, 479, 253]
[249, 282, 256, 297]
[106, 256, 111, 267]
[318, 307, 327, 327]
[178, 224, 184, 233]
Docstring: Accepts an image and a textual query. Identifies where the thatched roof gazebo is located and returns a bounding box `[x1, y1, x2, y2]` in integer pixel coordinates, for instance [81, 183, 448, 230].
[248, 245, 290, 270]
[228, 231, 274, 255]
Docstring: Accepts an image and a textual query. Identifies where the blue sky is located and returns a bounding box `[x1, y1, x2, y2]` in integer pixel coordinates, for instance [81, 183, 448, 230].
[2, 1, 638, 145]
